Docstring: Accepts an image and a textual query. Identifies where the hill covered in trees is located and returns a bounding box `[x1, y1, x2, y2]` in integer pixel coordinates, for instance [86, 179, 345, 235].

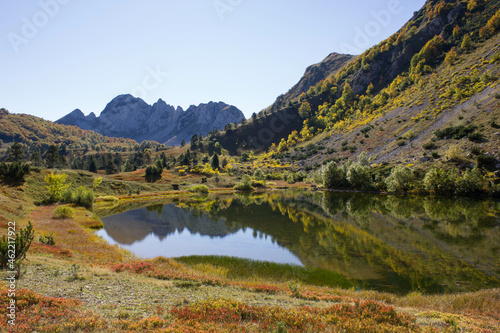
[0, 108, 143, 152]
[0, 108, 170, 171]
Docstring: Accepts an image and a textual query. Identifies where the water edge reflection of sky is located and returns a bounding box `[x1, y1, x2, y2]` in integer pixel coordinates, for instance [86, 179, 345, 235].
[97, 226, 303, 266]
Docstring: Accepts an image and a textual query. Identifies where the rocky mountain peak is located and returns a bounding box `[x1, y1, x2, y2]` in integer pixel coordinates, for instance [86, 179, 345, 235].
[56, 95, 245, 146]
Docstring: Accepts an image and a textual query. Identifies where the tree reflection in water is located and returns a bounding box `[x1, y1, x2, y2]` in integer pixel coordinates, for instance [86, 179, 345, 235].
[97, 190, 500, 294]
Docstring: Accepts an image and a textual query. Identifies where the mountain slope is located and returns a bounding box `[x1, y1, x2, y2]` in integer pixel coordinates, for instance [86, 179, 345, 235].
[287, 53, 356, 100]
[264, 53, 356, 114]
[288, 34, 500, 168]
[57, 95, 245, 146]
[210, 0, 500, 162]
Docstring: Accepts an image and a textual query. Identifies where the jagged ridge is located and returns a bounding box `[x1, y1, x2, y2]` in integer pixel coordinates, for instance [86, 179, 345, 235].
[57, 94, 246, 146]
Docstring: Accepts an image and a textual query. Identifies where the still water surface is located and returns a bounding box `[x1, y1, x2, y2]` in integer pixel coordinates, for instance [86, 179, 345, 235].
[96, 190, 500, 293]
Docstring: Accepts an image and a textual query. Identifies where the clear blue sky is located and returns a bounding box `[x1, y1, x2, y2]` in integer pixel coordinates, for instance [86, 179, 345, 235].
[0, 0, 426, 121]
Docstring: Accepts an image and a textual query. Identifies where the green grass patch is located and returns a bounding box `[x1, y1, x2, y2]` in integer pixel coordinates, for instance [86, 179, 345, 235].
[188, 185, 209, 194]
[97, 195, 119, 202]
[176, 255, 353, 288]
[53, 206, 75, 219]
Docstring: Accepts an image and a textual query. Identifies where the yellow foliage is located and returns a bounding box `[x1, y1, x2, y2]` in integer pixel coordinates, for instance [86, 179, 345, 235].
[277, 139, 288, 153]
[446, 145, 463, 161]
[286, 130, 299, 146]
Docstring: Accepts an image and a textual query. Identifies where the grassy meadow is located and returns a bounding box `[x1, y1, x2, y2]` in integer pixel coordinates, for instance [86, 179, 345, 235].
[0, 168, 498, 332]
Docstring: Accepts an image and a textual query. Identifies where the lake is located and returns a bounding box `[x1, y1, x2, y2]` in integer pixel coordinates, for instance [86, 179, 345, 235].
[96, 190, 500, 294]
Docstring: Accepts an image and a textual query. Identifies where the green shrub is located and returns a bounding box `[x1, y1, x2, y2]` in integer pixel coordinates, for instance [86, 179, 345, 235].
[470, 146, 482, 155]
[145, 163, 162, 182]
[265, 173, 283, 181]
[477, 154, 496, 166]
[53, 206, 75, 219]
[313, 169, 324, 184]
[284, 171, 307, 184]
[357, 152, 371, 166]
[239, 153, 250, 162]
[346, 163, 371, 189]
[423, 142, 437, 150]
[434, 125, 477, 140]
[385, 165, 414, 193]
[234, 175, 253, 191]
[60, 186, 95, 208]
[0, 162, 30, 183]
[322, 162, 348, 189]
[281, 171, 290, 181]
[327, 148, 336, 154]
[397, 140, 406, 147]
[455, 167, 485, 195]
[75, 186, 95, 208]
[468, 132, 484, 142]
[423, 168, 459, 194]
[61, 188, 76, 204]
[39, 233, 55, 245]
[252, 168, 265, 181]
[188, 185, 209, 194]
[0, 221, 34, 270]
[294, 170, 307, 182]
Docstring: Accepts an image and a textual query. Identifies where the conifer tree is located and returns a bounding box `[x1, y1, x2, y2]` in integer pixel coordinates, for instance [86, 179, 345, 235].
[45, 145, 60, 168]
[210, 153, 220, 171]
[8, 142, 24, 162]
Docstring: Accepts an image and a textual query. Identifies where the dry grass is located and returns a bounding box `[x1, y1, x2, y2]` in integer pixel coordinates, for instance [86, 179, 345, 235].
[1, 176, 498, 331]
[27, 205, 128, 264]
[15, 254, 500, 332]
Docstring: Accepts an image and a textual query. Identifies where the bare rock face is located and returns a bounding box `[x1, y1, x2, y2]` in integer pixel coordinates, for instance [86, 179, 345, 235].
[286, 53, 356, 100]
[56, 94, 245, 145]
[56, 109, 96, 131]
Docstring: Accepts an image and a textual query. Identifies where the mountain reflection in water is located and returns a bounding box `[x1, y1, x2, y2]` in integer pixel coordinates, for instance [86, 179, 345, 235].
[100, 204, 240, 245]
[97, 201, 303, 266]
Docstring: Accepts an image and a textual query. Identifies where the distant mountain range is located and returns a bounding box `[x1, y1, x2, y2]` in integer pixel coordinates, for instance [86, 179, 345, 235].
[57, 94, 245, 146]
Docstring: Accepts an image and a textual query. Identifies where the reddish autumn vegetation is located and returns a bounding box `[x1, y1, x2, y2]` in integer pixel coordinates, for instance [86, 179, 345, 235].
[0, 289, 105, 332]
[30, 243, 72, 258]
[112, 260, 288, 296]
[0, 289, 424, 332]
[168, 299, 419, 333]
